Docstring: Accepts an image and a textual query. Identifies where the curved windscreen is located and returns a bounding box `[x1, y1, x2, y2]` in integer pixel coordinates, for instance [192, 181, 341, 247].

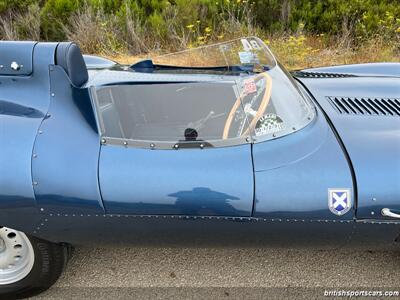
[236, 65, 316, 142]
[153, 37, 276, 70]
[91, 37, 315, 149]
[93, 81, 248, 148]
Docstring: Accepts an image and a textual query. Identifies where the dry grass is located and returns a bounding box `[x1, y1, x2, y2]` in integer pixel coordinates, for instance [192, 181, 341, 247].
[0, 3, 41, 41]
[104, 35, 399, 70]
[57, 1, 399, 69]
[64, 5, 126, 56]
[269, 35, 400, 69]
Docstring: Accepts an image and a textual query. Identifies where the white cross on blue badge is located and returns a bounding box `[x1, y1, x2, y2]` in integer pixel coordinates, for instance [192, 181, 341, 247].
[328, 189, 351, 216]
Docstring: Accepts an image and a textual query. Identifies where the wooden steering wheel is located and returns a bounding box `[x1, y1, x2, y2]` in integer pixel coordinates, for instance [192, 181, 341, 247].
[222, 72, 272, 139]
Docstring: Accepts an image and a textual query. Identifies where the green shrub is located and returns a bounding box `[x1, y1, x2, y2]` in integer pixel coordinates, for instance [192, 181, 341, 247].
[290, 0, 400, 39]
[0, 0, 36, 13]
[40, 0, 80, 40]
[0, 0, 398, 53]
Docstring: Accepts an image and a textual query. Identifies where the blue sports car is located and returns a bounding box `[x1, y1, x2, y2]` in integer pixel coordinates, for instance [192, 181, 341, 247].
[0, 37, 399, 297]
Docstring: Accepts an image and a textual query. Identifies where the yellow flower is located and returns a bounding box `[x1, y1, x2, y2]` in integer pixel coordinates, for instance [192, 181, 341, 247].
[205, 27, 212, 33]
[217, 34, 224, 39]
[186, 24, 194, 29]
[264, 39, 270, 45]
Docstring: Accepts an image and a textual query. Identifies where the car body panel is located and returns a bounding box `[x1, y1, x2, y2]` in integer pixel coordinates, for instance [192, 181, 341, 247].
[32, 66, 104, 215]
[296, 76, 400, 221]
[0, 41, 399, 249]
[0, 42, 57, 230]
[25, 210, 400, 249]
[99, 144, 254, 216]
[253, 106, 355, 221]
[0, 41, 37, 76]
[301, 62, 400, 77]
[30, 213, 355, 248]
[83, 55, 117, 70]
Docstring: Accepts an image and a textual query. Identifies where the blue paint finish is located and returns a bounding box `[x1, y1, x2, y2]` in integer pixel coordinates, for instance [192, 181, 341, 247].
[353, 221, 400, 249]
[302, 62, 400, 77]
[32, 213, 359, 248]
[298, 76, 400, 220]
[31, 66, 104, 214]
[253, 107, 355, 221]
[0, 100, 44, 118]
[0, 43, 57, 230]
[0, 42, 56, 212]
[83, 55, 117, 70]
[99, 144, 254, 216]
[1, 41, 399, 248]
[0, 41, 36, 76]
[252, 115, 327, 172]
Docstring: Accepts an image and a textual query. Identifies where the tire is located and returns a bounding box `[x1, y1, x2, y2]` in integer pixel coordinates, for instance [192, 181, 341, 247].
[0, 227, 68, 299]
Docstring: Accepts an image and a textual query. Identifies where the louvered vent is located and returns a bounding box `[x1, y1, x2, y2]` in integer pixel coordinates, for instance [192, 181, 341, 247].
[327, 96, 400, 116]
[292, 71, 357, 78]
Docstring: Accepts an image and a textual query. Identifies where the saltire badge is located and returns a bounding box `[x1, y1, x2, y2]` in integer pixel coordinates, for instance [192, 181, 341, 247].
[328, 189, 351, 216]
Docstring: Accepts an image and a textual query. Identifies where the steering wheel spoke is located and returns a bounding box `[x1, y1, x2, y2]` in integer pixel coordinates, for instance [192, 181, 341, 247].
[222, 72, 272, 139]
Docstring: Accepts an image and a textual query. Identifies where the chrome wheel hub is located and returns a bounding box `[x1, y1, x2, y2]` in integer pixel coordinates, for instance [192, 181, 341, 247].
[0, 227, 34, 285]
